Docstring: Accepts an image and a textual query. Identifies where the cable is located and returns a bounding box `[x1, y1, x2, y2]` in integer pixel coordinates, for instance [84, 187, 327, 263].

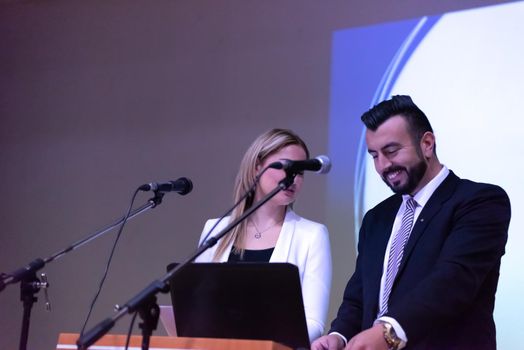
[79, 188, 141, 336]
[124, 311, 138, 350]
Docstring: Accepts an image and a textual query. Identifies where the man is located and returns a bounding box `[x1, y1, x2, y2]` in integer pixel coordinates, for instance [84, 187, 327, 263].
[312, 95, 511, 349]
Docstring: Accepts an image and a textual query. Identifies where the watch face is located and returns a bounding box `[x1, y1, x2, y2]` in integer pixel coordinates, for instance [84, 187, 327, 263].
[383, 323, 401, 349]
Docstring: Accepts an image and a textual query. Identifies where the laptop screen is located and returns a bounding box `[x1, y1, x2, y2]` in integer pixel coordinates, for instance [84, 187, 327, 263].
[167, 262, 310, 349]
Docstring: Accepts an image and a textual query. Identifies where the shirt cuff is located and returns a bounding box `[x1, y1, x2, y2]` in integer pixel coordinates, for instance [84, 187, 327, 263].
[375, 316, 408, 348]
[328, 331, 348, 347]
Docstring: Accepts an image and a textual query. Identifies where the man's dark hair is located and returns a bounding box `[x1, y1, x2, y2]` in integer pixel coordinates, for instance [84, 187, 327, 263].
[361, 95, 433, 143]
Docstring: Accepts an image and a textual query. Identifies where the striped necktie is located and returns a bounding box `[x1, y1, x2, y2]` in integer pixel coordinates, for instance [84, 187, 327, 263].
[379, 197, 417, 317]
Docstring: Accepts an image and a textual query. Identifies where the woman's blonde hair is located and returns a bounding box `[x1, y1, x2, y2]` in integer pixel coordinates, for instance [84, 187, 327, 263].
[212, 128, 310, 260]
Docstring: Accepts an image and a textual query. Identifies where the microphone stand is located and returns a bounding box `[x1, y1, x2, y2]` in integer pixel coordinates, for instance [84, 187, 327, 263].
[77, 173, 297, 350]
[0, 191, 165, 350]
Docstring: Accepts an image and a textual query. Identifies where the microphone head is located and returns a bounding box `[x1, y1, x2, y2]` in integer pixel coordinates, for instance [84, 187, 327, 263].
[315, 155, 331, 174]
[173, 177, 193, 195]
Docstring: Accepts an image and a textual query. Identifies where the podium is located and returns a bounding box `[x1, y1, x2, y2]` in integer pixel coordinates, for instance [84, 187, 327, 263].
[57, 333, 292, 350]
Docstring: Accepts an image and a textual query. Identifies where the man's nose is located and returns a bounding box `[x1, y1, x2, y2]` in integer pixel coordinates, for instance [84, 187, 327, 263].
[376, 154, 392, 173]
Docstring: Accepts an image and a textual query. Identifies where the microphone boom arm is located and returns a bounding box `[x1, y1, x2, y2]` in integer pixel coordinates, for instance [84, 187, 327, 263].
[77, 173, 297, 350]
[1, 191, 165, 350]
[1, 192, 165, 290]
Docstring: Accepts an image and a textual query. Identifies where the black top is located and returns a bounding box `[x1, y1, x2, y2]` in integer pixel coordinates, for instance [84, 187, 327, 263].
[227, 246, 274, 262]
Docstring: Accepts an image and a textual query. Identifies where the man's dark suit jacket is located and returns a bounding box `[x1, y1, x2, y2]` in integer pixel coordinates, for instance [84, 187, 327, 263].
[330, 171, 511, 349]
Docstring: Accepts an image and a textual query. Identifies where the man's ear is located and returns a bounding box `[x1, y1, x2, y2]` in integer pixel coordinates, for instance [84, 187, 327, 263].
[420, 131, 436, 158]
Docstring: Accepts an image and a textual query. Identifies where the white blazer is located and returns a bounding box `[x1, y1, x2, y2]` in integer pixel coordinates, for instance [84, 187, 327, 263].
[195, 209, 332, 342]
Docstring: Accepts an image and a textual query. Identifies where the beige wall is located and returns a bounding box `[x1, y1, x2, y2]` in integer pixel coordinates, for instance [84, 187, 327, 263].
[0, 1, 514, 349]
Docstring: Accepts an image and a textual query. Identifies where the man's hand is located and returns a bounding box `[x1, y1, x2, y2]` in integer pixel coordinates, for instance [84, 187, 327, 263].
[311, 334, 345, 350]
[346, 324, 387, 350]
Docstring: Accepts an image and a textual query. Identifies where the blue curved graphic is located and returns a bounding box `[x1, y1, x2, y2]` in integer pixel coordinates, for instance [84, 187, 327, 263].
[353, 16, 440, 238]
[327, 3, 524, 348]
[327, 15, 440, 244]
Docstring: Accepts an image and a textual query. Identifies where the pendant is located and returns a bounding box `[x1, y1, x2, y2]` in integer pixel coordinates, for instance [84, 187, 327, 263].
[254, 231, 262, 239]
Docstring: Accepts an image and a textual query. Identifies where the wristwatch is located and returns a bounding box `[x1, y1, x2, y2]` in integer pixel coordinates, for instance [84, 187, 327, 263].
[382, 322, 402, 350]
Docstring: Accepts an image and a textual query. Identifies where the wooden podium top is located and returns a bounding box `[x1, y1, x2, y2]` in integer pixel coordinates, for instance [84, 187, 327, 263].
[57, 333, 293, 350]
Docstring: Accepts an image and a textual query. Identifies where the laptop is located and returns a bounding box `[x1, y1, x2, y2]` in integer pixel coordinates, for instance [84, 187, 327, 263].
[165, 262, 310, 349]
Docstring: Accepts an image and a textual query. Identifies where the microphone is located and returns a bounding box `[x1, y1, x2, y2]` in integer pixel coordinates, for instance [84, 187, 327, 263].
[268, 155, 331, 174]
[139, 177, 193, 195]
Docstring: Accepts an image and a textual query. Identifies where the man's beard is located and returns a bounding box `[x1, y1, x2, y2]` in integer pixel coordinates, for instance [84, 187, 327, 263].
[383, 158, 427, 195]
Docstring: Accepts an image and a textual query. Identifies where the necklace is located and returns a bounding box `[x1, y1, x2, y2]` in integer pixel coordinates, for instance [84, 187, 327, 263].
[251, 219, 283, 239]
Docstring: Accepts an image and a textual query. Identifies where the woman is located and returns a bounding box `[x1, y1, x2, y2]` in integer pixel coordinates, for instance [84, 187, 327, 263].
[196, 128, 332, 342]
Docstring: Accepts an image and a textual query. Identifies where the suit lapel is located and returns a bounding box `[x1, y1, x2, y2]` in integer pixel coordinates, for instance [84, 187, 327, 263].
[397, 172, 460, 274]
[270, 209, 294, 262]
